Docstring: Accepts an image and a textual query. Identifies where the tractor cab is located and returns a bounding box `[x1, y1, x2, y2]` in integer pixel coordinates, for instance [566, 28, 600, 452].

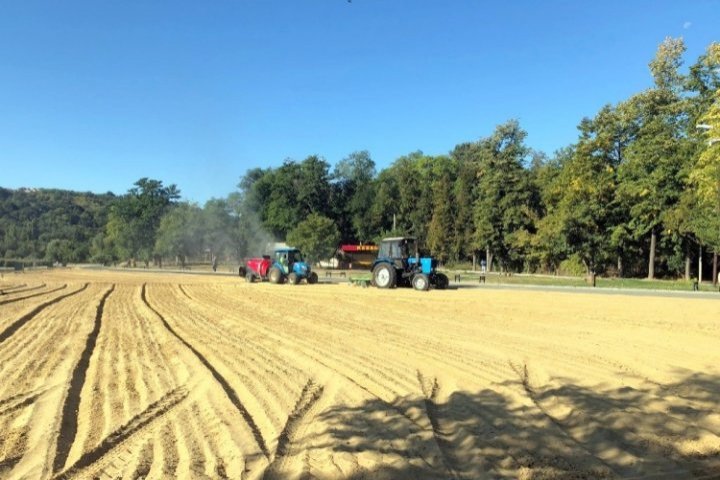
[274, 248, 303, 274]
[377, 237, 418, 270]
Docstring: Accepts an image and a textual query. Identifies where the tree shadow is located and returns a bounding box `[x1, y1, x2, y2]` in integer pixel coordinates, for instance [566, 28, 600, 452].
[308, 371, 720, 479]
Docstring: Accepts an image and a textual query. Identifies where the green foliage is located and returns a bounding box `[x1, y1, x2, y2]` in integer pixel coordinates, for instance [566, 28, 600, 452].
[154, 203, 205, 263]
[44, 239, 74, 265]
[105, 178, 180, 264]
[332, 151, 377, 242]
[558, 254, 588, 276]
[427, 170, 454, 263]
[202, 198, 239, 260]
[286, 213, 340, 264]
[472, 120, 535, 271]
[0, 187, 114, 262]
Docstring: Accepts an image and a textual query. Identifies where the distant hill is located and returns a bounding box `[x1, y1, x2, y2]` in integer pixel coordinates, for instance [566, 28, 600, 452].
[0, 187, 116, 262]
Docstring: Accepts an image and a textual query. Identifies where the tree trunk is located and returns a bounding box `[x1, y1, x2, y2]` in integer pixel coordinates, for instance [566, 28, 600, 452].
[698, 245, 703, 284]
[713, 252, 718, 287]
[590, 270, 597, 287]
[685, 248, 691, 281]
[472, 252, 476, 271]
[647, 228, 656, 280]
[486, 247, 493, 273]
[617, 255, 623, 278]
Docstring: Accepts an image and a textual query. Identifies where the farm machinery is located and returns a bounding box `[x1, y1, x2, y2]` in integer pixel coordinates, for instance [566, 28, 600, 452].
[371, 237, 449, 291]
[242, 247, 318, 285]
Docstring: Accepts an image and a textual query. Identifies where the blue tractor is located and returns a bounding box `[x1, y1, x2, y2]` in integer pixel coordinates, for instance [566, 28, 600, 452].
[266, 248, 318, 285]
[371, 237, 449, 291]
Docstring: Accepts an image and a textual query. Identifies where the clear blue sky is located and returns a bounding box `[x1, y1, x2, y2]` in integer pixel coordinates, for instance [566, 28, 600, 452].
[1, 1, 718, 204]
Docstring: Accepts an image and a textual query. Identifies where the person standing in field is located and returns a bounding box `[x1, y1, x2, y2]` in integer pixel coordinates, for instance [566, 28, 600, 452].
[212, 254, 218, 272]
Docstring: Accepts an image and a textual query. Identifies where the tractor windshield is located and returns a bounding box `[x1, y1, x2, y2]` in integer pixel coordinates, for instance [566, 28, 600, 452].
[379, 238, 416, 259]
[289, 250, 303, 263]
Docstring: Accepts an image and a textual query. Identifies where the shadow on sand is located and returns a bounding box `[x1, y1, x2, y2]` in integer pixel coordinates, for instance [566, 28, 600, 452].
[307, 371, 720, 479]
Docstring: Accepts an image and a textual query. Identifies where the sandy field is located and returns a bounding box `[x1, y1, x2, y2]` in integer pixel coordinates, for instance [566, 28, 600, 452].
[0, 268, 719, 480]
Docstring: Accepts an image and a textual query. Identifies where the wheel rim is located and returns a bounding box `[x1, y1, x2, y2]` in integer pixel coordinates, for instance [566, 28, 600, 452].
[376, 268, 390, 287]
[415, 276, 427, 290]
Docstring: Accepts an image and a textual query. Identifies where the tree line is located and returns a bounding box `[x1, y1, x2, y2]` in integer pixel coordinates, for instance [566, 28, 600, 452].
[1, 38, 718, 281]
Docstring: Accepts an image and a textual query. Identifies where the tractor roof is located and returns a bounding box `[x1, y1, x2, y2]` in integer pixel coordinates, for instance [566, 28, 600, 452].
[381, 237, 416, 242]
[274, 247, 300, 253]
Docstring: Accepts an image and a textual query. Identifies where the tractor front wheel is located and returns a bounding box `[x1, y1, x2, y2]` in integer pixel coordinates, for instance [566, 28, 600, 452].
[307, 272, 318, 284]
[245, 272, 255, 283]
[288, 273, 299, 285]
[373, 263, 396, 289]
[268, 267, 284, 284]
[412, 273, 430, 291]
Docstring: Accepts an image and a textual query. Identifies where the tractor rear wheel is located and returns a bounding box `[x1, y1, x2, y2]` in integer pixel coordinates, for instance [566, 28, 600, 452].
[434, 272, 449, 290]
[288, 272, 299, 285]
[307, 272, 318, 284]
[412, 273, 430, 291]
[268, 267, 284, 284]
[373, 263, 396, 289]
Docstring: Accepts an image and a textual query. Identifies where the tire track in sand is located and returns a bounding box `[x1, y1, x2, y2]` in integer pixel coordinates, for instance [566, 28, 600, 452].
[0, 283, 88, 345]
[417, 371, 462, 480]
[263, 379, 325, 480]
[140, 283, 271, 460]
[53, 385, 189, 480]
[53, 285, 115, 473]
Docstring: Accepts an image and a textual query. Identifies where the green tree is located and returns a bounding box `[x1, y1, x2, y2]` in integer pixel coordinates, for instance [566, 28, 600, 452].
[529, 149, 569, 273]
[689, 43, 720, 281]
[426, 167, 454, 263]
[154, 203, 204, 267]
[286, 213, 340, 264]
[105, 178, 180, 265]
[472, 120, 533, 272]
[332, 151, 377, 242]
[556, 113, 621, 284]
[44, 239, 74, 265]
[617, 37, 692, 279]
[202, 198, 239, 261]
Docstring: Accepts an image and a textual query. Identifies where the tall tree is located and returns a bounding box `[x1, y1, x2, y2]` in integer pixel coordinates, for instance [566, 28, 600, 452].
[202, 198, 239, 261]
[472, 120, 532, 272]
[426, 161, 455, 263]
[689, 43, 720, 283]
[556, 114, 620, 284]
[154, 202, 205, 267]
[450, 143, 480, 265]
[617, 37, 691, 279]
[106, 178, 180, 265]
[332, 151, 377, 242]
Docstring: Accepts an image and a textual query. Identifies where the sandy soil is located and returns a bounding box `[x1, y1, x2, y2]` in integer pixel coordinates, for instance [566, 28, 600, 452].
[1, 268, 719, 479]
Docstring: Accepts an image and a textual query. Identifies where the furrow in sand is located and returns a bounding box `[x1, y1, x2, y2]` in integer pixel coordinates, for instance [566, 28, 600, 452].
[53, 285, 115, 473]
[53, 385, 189, 479]
[1, 285, 105, 479]
[0, 284, 66, 306]
[141, 283, 272, 459]
[0, 283, 88, 345]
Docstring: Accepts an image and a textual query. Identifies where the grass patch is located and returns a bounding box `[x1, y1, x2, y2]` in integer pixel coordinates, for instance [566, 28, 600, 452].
[443, 270, 720, 292]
